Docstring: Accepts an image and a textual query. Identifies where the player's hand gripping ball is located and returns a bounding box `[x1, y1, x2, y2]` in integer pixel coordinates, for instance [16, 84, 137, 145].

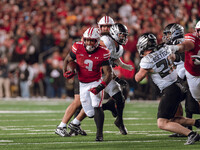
[63, 61, 78, 79]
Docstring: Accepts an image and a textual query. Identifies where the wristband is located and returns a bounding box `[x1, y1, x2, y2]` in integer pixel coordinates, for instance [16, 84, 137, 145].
[100, 81, 107, 87]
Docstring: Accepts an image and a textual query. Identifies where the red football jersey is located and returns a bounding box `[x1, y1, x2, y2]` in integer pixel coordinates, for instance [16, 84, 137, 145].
[71, 41, 110, 83]
[184, 33, 200, 76]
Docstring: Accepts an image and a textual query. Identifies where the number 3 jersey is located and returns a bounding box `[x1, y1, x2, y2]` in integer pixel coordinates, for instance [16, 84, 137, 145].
[140, 46, 177, 91]
[70, 41, 110, 83]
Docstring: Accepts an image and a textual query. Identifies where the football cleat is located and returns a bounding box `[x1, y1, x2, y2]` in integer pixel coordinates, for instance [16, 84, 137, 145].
[55, 126, 71, 137]
[96, 136, 103, 142]
[68, 123, 87, 136]
[68, 129, 78, 136]
[114, 119, 128, 135]
[184, 132, 200, 145]
[169, 133, 186, 137]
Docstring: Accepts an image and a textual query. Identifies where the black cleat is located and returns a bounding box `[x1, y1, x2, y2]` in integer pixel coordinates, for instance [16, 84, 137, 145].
[184, 132, 200, 145]
[55, 126, 71, 137]
[114, 119, 127, 135]
[68, 129, 78, 136]
[96, 136, 103, 142]
[68, 123, 87, 136]
[169, 133, 186, 137]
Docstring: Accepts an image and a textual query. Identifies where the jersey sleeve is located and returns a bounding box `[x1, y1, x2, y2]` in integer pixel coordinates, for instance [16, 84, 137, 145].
[101, 48, 110, 66]
[71, 42, 78, 54]
[140, 56, 153, 69]
[184, 33, 196, 44]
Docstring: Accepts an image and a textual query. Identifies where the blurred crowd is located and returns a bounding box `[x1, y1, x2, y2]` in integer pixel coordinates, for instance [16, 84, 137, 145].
[0, 0, 199, 100]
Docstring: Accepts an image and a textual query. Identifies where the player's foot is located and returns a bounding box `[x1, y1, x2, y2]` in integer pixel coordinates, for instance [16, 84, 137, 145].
[68, 123, 87, 136]
[96, 136, 103, 142]
[194, 119, 200, 128]
[169, 133, 186, 137]
[68, 129, 78, 136]
[55, 126, 71, 137]
[114, 119, 127, 135]
[184, 132, 200, 145]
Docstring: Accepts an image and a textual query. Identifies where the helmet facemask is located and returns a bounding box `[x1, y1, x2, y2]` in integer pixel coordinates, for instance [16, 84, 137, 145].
[137, 33, 157, 57]
[163, 23, 184, 45]
[195, 21, 200, 38]
[110, 23, 129, 45]
[98, 16, 115, 35]
[83, 27, 100, 53]
[84, 38, 99, 52]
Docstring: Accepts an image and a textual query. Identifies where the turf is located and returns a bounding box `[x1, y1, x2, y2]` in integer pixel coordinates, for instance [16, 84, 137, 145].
[0, 99, 199, 150]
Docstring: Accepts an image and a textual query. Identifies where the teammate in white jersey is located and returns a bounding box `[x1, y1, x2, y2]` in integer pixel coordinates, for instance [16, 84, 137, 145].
[135, 33, 200, 145]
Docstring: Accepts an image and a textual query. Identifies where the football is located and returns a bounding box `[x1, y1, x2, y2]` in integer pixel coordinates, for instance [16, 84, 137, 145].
[67, 61, 78, 73]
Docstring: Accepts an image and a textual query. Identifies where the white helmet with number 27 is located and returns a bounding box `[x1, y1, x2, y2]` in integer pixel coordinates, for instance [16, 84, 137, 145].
[83, 27, 101, 52]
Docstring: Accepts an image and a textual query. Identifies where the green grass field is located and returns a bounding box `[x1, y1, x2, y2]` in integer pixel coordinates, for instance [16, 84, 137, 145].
[0, 99, 200, 150]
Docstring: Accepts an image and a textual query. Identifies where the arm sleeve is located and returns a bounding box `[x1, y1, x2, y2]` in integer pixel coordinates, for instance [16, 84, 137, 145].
[70, 51, 76, 60]
[102, 60, 110, 66]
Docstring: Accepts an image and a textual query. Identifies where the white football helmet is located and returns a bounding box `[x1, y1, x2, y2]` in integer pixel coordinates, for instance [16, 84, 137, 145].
[195, 21, 200, 38]
[83, 27, 100, 52]
[98, 16, 115, 27]
[109, 23, 128, 45]
[98, 16, 115, 35]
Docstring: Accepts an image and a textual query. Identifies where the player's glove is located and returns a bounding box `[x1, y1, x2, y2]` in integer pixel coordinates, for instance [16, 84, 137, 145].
[89, 81, 107, 95]
[63, 71, 76, 79]
[115, 77, 128, 87]
[167, 45, 180, 54]
[191, 55, 200, 65]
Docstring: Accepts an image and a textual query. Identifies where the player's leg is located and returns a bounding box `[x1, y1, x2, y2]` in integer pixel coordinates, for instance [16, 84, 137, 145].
[104, 80, 127, 135]
[55, 75, 82, 137]
[102, 98, 117, 117]
[68, 108, 87, 136]
[157, 83, 200, 145]
[78, 81, 103, 141]
[185, 90, 200, 130]
[90, 87, 105, 141]
[55, 94, 81, 137]
[186, 71, 200, 102]
[169, 103, 186, 137]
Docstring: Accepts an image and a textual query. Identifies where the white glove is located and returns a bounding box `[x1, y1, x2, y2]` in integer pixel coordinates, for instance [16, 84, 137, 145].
[167, 45, 180, 54]
[191, 55, 200, 65]
[122, 64, 134, 71]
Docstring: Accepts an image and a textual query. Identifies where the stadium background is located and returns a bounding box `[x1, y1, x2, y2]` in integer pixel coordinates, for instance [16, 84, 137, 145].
[0, 0, 199, 100]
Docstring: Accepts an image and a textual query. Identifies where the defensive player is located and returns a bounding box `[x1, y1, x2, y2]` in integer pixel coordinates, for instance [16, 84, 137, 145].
[135, 33, 200, 145]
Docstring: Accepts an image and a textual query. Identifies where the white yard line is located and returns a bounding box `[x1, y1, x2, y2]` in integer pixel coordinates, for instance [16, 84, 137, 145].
[0, 139, 184, 146]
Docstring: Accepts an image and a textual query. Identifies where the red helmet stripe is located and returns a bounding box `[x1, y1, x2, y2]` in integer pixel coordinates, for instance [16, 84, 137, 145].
[107, 16, 109, 24]
[88, 27, 94, 37]
[104, 16, 107, 24]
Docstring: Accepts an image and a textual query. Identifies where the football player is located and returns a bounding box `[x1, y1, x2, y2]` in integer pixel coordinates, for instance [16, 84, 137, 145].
[64, 27, 112, 141]
[169, 21, 200, 103]
[69, 21, 133, 135]
[163, 23, 200, 137]
[55, 16, 117, 137]
[135, 33, 200, 145]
